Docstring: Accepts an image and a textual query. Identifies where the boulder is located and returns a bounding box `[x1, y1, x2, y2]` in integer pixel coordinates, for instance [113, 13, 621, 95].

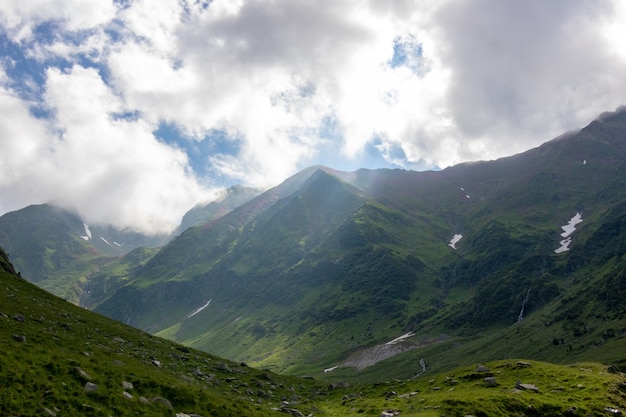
[152, 397, 173, 409]
[608, 365, 621, 374]
[515, 380, 539, 392]
[476, 365, 490, 372]
[73, 367, 92, 381]
[484, 377, 498, 386]
[83, 382, 98, 394]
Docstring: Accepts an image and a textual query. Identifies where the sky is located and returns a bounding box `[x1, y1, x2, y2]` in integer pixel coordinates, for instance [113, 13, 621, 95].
[1, 0, 625, 235]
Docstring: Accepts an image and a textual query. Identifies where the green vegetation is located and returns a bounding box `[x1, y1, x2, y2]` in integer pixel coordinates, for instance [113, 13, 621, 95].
[2, 248, 625, 416]
[3, 109, 626, 405]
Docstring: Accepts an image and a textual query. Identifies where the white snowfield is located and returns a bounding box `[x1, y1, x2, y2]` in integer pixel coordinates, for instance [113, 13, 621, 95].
[448, 234, 463, 249]
[80, 223, 92, 241]
[555, 212, 583, 253]
[187, 299, 212, 318]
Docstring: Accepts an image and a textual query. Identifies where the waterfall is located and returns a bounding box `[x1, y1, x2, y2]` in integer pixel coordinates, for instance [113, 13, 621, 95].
[517, 288, 531, 322]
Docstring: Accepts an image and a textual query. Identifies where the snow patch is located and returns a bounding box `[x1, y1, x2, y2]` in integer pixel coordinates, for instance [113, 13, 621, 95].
[187, 299, 212, 318]
[113, 241, 122, 247]
[324, 365, 339, 373]
[555, 213, 583, 253]
[385, 332, 415, 345]
[448, 234, 463, 249]
[80, 223, 92, 241]
[100, 237, 111, 246]
[465, 194, 470, 199]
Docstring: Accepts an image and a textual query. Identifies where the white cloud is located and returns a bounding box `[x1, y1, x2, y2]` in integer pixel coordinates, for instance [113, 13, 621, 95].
[1, 0, 626, 230]
[0, 0, 116, 42]
[0, 65, 214, 234]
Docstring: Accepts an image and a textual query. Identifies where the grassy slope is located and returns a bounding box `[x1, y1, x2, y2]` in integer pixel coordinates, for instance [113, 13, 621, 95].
[1, 248, 625, 416]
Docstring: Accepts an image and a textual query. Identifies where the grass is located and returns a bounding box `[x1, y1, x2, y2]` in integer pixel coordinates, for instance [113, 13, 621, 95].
[2, 248, 626, 416]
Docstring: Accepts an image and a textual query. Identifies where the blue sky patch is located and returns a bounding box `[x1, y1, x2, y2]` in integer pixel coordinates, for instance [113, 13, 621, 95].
[388, 35, 428, 76]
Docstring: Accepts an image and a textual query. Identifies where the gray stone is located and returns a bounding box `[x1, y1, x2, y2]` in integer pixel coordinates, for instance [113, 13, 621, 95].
[11, 334, 26, 343]
[152, 397, 173, 409]
[216, 361, 232, 372]
[122, 391, 133, 399]
[515, 380, 539, 392]
[84, 382, 98, 393]
[122, 380, 133, 390]
[138, 396, 151, 405]
[281, 408, 305, 417]
[484, 377, 498, 386]
[476, 365, 490, 372]
[74, 367, 92, 381]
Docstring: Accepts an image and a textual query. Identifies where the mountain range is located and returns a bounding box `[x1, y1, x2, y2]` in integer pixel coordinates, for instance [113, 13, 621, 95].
[2, 107, 626, 381]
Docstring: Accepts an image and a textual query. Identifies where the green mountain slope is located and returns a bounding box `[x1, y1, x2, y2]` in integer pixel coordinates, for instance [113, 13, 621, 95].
[0, 204, 168, 303]
[175, 184, 261, 234]
[90, 108, 626, 376]
[2, 247, 625, 416]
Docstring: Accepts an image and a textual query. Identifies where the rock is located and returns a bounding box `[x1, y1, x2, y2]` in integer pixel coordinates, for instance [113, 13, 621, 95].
[122, 391, 133, 399]
[515, 380, 539, 392]
[152, 360, 162, 367]
[73, 367, 92, 381]
[476, 365, 490, 372]
[84, 382, 98, 394]
[484, 377, 498, 386]
[152, 397, 173, 409]
[122, 380, 133, 390]
[384, 391, 397, 399]
[216, 362, 232, 372]
[280, 408, 305, 417]
[515, 361, 532, 368]
[604, 407, 622, 415]
[41, 407, 57, 416]
[11, 334, 26, 343]
[138, 396, 151, 405]
[12, 314, 25, 322]
[564, 406, 577, 415]
[608, 365, 621, 374]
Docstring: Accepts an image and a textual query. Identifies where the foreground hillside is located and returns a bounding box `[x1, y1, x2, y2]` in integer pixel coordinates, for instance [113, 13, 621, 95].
[1, 248, 625, 416]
